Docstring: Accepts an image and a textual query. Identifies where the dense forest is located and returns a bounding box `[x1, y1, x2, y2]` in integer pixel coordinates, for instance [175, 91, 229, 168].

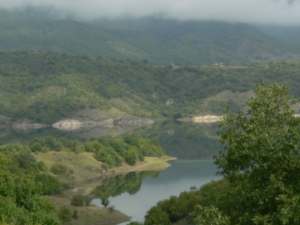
[1, 9, 300, 65]
[1, 51, 300, 123]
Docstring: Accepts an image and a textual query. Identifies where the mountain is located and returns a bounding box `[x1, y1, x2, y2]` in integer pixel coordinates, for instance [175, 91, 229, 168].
[256, 24, 300, 46]
[0, 9, 299, 65]
[1, 50, 300, 123]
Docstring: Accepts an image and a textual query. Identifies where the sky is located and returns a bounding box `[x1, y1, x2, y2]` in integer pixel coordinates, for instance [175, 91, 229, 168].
[0, 0, 300, 25]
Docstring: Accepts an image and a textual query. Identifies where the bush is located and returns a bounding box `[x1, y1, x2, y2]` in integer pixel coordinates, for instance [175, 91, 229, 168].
[58, 205, 72, 222]
[70, 195, 91, 206]
[35, 174, 64, 195]
[50, 163, 69, 175]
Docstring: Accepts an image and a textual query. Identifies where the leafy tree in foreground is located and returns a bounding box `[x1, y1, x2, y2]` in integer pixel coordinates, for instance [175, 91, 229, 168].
[0, 153, 60, 225]
[191, 205, 230, 225]
[214, 83, 300, 224]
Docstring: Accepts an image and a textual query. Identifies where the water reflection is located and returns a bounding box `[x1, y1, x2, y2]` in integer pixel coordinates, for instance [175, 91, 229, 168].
[92, 160, 219, 223]
[123, 121, 223, 160]
[0, 121, 223, 160]
[0, 121, 223, 223]
[93, 171, 160, 200]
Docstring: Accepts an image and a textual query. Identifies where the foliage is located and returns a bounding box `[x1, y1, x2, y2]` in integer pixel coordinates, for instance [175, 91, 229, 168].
[101, 198, 110, 208]
[58, 205, 72, 222]
[214, 83, 300, 224]
[127, 222, 144, 225]
[144, 206, 171, 225]
[70, 194, 92, 207]
[35, 174, 64, 195]
[0, 10, 298, 66]
[0, 152, 61, 225]
[144, 179, 232, 224]
[72, 210, 79, 219]
[2, 50, 300, 122]
[50, 163, 70, 175]
[90, 137, 163, 166]
[191, 205, 230, 225]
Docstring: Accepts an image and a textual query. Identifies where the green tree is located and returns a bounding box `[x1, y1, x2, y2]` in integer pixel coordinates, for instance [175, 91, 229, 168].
[101, 198, 110, 208]
[71, 195, 85, 206]
[214, 83, 300, 224]
[0, 153, 60, 225]
[191, 205, 230, 225]
[58, 205, 72, 222]
[144, 206, 171, 225]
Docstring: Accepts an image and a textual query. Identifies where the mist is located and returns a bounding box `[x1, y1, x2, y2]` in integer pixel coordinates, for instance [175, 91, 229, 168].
[1, 0, 300, 25]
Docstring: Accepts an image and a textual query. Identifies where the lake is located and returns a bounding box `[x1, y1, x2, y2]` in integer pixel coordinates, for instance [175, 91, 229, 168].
[92, 160, 219, 224]
[0, 120, 223, 224]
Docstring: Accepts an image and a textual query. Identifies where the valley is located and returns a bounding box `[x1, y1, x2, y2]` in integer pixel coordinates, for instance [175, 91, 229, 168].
[1, 6, 300, 225]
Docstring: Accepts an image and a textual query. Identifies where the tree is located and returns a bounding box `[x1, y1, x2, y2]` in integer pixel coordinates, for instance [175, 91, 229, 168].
[101, 198, 110, 208]
[191, 205, 230, 225]
[0, 153, 60, 225]
[214, 83, 300, 224]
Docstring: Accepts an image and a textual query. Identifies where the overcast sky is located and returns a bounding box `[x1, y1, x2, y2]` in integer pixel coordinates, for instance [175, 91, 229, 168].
[0, 0, 300, 25]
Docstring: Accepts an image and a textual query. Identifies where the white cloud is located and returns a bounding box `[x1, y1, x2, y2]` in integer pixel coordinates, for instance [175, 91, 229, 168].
[1, 0, 300, 25]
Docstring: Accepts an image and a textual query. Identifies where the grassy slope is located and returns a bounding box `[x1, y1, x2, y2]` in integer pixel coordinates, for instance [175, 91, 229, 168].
[34, 151, 171, 224]
[34, 151, 171, 182]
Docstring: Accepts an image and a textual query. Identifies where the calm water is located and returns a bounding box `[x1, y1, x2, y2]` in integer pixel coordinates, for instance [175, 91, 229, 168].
[0, 121, 223, 224]
[91, 121, 222, 223]
[92, 160, 219, 223]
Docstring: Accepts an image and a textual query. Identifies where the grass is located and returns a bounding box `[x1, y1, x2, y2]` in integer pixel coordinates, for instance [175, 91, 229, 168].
[48, 194, 130, 225]
[33, 152, 172, 182]
[34, 151, 103, 182]
[34, 152, 173, 225]
[35, 152, 172, 225]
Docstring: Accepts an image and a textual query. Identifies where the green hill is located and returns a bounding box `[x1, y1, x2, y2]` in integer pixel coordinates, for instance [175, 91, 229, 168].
[1, 50, 300, 123]
[256, 24, 300, 46]
[0, 9, 299, 65]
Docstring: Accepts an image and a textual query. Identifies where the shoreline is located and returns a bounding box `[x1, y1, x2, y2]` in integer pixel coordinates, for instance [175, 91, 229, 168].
[73, 155, 177, 186]
[46, 155, 175, 225]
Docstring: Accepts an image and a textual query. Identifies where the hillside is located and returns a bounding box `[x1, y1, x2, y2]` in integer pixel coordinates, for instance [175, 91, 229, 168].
[0, 9, 299, 65]
[256, 24, 300, 46]
[1, 51, 300, 123]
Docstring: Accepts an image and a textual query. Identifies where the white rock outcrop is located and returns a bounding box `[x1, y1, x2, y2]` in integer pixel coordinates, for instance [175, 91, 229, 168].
[52, 119, 83, 131]
[192, 115, 222, 123]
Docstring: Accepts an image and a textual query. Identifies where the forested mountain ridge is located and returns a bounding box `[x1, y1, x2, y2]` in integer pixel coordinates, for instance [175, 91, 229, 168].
[1, 50, 300, 123]
[256, 24, 300, 46]
[1, 9, 300, 65]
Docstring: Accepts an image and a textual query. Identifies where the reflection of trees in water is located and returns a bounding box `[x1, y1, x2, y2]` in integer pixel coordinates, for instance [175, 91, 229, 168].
[0, 127, 75, 146]
[122, 121, 223, 159]
[1, 121, 224, 159]
[93, 171, 160, 200]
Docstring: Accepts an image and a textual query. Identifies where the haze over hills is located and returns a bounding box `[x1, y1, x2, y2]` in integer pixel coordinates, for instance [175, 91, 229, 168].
[256, 24, 300, 46]
[1, 9, 300, 65]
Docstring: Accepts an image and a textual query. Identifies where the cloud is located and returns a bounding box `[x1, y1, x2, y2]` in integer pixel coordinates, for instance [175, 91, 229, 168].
[1, 0, 300, 25]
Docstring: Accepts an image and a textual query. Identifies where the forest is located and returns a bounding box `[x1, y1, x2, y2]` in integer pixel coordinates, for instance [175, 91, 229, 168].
[1, 10, 299, 66]
[1, 50, 300, 123]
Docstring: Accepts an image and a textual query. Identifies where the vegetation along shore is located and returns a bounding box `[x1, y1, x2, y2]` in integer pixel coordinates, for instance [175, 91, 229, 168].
[0, 135, 172, 225]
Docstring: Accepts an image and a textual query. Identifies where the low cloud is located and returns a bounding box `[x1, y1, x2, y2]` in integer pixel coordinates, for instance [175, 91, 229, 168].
[1, 0, 300, 25]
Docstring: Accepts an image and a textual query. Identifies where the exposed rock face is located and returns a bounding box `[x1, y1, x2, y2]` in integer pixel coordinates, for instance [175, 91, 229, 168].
[192, 115, 222, 123]
[52, 119, 82, 131]
[12, 119, 48, 131]
[166, 99, 174, 105]
[52, 114, 154, 131]
[114, 118, 154, 127]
